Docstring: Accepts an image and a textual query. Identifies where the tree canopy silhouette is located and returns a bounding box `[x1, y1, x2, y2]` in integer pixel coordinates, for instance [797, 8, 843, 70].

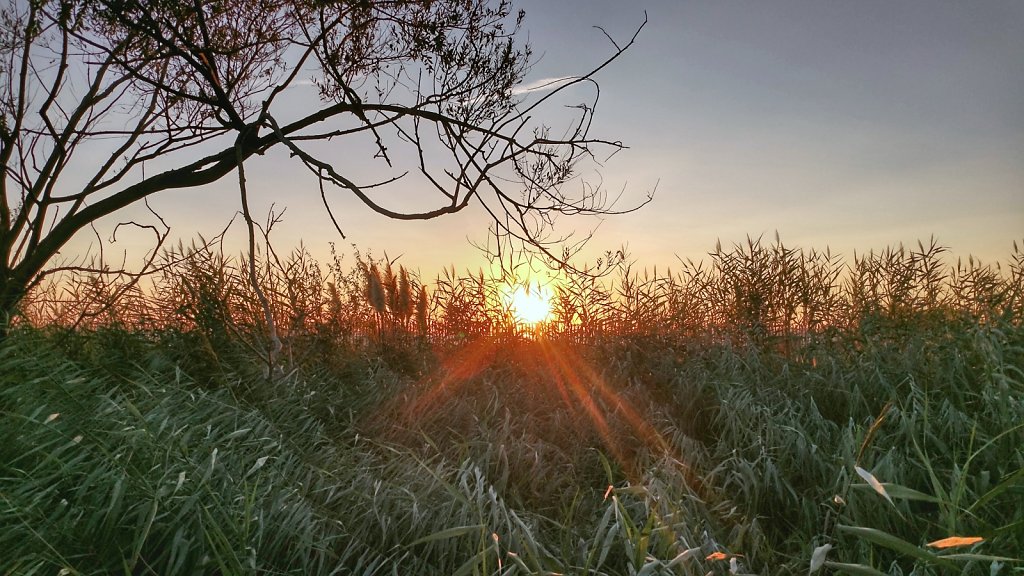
[0, 0, 647, 330]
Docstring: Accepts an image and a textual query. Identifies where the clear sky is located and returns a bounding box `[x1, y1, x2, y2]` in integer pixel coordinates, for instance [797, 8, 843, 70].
[89, 0, 1024, 276]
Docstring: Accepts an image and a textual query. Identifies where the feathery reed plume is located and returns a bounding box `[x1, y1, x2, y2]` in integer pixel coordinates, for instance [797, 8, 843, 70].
[397, 266, 413, 326]
[383, 261, 399, 318]
[365, 263, 386, 315]
[416, 285, 429, 337]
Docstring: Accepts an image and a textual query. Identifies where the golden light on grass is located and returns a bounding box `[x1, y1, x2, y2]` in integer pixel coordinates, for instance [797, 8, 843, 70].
[504, 283, 553, 325]
[387, 334, 684, 492]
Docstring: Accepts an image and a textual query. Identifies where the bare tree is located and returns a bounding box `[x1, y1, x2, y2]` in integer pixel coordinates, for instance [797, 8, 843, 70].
[0, 0, 648, 334]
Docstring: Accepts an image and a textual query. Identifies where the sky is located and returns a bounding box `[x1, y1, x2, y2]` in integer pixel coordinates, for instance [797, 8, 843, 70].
[82, 0, 1024, 278]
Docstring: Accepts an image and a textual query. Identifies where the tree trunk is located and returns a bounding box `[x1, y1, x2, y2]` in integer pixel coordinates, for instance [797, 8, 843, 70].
[0, 272, 26, 340]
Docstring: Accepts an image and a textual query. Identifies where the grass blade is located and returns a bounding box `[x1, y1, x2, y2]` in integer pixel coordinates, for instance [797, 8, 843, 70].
[837, 524, 955, 569]
[409, 524, 484, 546]
[823, 561, 888, 575]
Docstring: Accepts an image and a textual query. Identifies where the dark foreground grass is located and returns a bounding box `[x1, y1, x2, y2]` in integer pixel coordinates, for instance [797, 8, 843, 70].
[2, 316, 1021, 575]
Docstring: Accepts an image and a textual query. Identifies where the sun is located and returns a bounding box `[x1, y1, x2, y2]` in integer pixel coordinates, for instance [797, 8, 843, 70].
[505, 284, 554, 325]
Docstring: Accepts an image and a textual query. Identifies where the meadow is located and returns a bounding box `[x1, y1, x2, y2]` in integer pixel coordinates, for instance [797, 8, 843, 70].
[2, 236, 1022, 575]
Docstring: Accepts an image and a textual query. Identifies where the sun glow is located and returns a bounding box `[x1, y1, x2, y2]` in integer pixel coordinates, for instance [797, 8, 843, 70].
[505, 284, 554, 325]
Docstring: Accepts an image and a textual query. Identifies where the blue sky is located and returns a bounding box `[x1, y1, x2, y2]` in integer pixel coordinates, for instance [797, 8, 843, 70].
[92, 0, 1023, 276]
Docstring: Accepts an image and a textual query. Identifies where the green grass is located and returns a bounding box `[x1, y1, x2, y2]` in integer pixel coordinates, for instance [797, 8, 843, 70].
[4, 238, 1023, 574]
[2, 316, 1021, 575]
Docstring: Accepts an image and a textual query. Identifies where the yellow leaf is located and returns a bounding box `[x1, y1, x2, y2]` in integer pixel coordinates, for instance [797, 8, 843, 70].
[855, 466, 894, 506]
[926, 536, 983, 549]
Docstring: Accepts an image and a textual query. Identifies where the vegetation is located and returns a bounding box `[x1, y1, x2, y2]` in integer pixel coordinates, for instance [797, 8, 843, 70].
[2, 236, 1022, 575]
[0, 0, 647, 328]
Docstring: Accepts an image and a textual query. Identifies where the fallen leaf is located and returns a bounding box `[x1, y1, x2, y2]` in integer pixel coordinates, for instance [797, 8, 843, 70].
[809, 543, 832, 573]
[247, 455, 269, 476]
[706, 552, 728, 561]
[926, 536, 983, 549]
[855, 466, 894, 506]
[45, 412, 60, 424]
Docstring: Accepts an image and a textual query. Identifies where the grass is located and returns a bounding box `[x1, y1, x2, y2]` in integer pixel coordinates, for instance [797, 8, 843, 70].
[2, 237, 1023, 574]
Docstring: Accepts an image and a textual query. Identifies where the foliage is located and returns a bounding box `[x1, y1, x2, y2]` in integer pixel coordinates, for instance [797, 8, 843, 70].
[2, 237, 1023, 574]
[0, 0, 646, 331]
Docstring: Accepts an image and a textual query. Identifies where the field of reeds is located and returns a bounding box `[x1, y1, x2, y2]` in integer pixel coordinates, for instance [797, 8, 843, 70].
[2, 236, 1022, 575]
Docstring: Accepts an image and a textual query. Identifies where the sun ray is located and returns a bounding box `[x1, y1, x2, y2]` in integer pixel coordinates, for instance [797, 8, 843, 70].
[535, 338, 686, 481]
[368, 336, 499, 431]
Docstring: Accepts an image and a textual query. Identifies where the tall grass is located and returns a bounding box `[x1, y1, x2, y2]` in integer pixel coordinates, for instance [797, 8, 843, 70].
[3, 236, 1022, 574]
[18, 235, 1022, 353]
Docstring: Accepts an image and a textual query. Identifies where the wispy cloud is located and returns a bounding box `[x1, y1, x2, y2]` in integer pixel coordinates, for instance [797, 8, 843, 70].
[512, 76, 579, 96]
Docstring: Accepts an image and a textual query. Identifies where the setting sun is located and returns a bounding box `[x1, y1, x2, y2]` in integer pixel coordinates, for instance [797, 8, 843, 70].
[505, 284, 554, 325]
